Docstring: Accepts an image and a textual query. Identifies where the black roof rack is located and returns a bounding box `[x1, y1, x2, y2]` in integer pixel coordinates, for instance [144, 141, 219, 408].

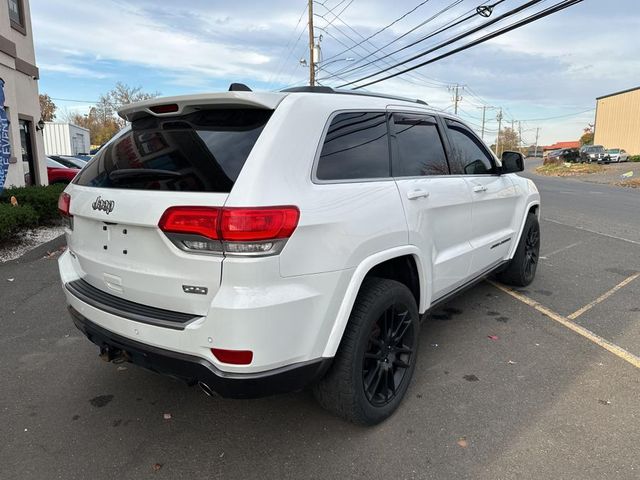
[281, 86, 428, 105]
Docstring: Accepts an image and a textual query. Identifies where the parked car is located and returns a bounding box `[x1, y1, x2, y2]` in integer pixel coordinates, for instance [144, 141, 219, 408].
[605, 148, 629, 163]
[579, 145, 608, 163]
[57, 86, 540, 425]
[547, 148, 579, 163]
[46, 158, 80, 184]
[48, 155, 87, 169]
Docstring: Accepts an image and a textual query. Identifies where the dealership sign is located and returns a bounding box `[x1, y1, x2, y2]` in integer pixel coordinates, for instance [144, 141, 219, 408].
[0, 79, 10, 192]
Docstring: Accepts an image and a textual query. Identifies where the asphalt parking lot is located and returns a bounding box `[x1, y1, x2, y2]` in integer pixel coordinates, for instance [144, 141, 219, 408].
[1, 169, 639, 479]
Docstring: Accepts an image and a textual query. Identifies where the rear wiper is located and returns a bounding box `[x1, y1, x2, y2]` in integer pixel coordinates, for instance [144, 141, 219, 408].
[108, 169, 183, 182]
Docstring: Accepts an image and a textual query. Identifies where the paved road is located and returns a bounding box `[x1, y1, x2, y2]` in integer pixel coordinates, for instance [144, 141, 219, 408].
[522, 157, 640, 243]
[1, 170, 639, 479]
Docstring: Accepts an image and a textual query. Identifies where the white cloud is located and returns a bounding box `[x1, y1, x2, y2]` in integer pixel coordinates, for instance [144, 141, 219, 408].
[31, 0, 639, 144]
[39, 63, 109, 79]
[32, 0, 273, 81]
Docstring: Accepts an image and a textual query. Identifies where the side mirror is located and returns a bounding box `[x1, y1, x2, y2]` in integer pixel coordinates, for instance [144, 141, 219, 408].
[501, 151, 524, 174]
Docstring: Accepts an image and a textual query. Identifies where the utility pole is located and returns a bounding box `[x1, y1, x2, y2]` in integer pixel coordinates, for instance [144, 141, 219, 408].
[534, 127, 540, 157]
[477, 105, 496, 141]
[308, 0, 315, 86]
[450, 84, 463, 115]
[496, 108, 503, 157]
[518, 121, 522, 153]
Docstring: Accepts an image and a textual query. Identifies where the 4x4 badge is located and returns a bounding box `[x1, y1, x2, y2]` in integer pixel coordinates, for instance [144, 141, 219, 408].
[92, 196, 114, 215]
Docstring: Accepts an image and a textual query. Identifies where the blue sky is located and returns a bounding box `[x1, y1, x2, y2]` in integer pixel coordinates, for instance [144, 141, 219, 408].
[31, 0, 639, 145]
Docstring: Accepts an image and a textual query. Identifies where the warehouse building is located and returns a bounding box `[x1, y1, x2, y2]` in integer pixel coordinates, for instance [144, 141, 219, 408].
[43, 122, 91, 156]
[0, 0, 45, 188]
[594, 86, 640, 155]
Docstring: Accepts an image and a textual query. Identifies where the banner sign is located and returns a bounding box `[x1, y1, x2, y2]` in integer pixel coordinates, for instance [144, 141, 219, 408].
[0, 79, 10, 192]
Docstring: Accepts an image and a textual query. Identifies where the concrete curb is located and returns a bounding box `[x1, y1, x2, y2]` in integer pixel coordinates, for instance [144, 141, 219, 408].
[5, 233, 66, 265]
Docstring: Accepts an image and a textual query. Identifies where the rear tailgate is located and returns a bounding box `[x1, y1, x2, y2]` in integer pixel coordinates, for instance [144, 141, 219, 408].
[67, 186, 227, 316]
[65, 100, 279, 317]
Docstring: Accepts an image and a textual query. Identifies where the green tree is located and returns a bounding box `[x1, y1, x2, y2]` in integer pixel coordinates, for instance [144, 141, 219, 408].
[39, 94, 57, 121]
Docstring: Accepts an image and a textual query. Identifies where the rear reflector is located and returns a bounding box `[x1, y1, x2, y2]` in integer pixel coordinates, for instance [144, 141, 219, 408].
[212, 348, 253, 365]
[149, 103, 179, 114]
[58, 192, 71, 216]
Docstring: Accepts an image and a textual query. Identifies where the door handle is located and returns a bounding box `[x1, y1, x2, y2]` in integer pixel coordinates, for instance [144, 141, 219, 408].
[473, 185, 488, 193]
[407, 189, 430, 200]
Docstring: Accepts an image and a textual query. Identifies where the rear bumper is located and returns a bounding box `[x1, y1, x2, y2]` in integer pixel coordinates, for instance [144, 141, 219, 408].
[69, 306, 331, 398]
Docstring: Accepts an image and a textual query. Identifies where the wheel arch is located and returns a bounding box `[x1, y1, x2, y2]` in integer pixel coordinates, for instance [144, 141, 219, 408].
[507, 199, 540, 259]
[321, 246, 429, 358]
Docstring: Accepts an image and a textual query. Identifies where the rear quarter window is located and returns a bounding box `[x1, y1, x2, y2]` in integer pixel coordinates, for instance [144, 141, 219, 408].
[73, 109, 272, 192]
[316, 111, 390, 181]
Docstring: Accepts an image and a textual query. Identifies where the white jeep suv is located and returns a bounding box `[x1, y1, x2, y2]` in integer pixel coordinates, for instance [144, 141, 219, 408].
[58, 85, 540, 425]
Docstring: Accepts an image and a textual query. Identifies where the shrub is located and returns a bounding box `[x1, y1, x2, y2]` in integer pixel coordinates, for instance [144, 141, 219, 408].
[0, 203, 39, 242]
[0, 183, 66, 224]
[630, 155, 640, 162]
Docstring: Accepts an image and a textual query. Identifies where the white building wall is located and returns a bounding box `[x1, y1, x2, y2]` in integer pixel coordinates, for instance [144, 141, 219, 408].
[69, 124, 90, 154]
[43, 122, 71, 155]
[43, 123, 91, 155]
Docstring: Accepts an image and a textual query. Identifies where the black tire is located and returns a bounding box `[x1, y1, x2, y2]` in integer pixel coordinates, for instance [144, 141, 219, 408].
[496, 213, 541, 287]
[313, 278, 419, 425]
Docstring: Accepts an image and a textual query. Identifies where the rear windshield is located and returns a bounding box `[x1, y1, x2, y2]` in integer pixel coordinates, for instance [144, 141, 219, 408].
[73, 108, 272, 192]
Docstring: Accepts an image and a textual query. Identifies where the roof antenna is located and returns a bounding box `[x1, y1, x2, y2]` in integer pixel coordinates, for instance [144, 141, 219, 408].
[229, 83, 252, 92]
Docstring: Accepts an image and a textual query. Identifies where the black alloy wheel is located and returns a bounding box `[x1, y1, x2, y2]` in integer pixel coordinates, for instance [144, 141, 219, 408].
[313, 278, 419, 425]
[362, 304, 415, 406]
[496, 213, 541, 287]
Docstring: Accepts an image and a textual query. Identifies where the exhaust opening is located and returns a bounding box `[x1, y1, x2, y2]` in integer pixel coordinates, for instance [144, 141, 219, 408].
[198, 381, 216, 397]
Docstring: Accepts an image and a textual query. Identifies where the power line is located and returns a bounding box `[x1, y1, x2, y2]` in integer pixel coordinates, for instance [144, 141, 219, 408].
[320, 0, 468, 82]
[318, 0, 434, 65]
[518, 108, 595, 122]
[339, 0, 540, 88]
[314, 7, 452, 89]
[278, 0, 354, 88]
[328, 0, 506, 84]
[316, 0, 355, 30]
[350, 0, 584, 90]
[267, 4, 308, 87]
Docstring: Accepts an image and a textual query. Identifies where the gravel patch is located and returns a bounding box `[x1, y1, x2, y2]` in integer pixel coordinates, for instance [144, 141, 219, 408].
[573, 162, 640, 186]
[0, 225, 66, 263]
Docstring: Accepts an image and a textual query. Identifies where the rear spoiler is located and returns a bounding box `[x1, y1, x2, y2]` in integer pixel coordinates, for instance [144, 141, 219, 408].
[118, 92, 287, 122]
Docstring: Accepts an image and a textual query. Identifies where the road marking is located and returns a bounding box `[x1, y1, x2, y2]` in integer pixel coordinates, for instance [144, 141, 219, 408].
[543, 218, 640, 246]
[567, 272, 640, 320]
[488, 280, 640, 370]
[540, 241, 582, 259]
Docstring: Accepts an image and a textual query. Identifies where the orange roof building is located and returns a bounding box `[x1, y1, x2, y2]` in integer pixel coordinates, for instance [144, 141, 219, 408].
[543, 141, 581, 151]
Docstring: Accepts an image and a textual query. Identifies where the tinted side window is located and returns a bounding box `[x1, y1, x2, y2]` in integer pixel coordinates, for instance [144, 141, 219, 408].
[392, 113, 449, 176]
[445, 120, 494, 175]
[316, 112, 390, 180]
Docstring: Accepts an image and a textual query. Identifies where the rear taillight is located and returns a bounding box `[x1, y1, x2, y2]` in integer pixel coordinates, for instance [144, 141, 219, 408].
[158, 207, 220, 239]
[58, 192, 71, 217]
[158, 206, 299, 256]
[221, 207, 299, 241]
